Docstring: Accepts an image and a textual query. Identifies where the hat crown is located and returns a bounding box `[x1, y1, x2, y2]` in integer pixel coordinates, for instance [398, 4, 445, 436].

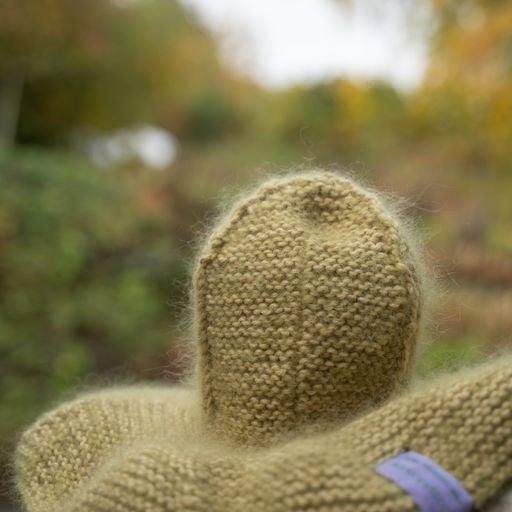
[194, 172, 423, 445]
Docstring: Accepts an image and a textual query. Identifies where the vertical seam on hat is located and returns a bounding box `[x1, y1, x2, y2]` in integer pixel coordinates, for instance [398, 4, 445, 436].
[197, 181, 293, 433]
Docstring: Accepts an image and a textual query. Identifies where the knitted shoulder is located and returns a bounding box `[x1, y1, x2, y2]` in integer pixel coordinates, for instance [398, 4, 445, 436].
[15, 385, 199, 512]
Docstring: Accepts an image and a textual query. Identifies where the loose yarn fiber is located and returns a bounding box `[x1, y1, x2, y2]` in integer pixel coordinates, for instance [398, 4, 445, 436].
[14, 170, 512, 512]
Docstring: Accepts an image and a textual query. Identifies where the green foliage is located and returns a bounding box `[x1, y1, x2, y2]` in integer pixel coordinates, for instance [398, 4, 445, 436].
[0, 148, 189, 448]
[182, 89, 241, 141]
[417, 338, 483, 377]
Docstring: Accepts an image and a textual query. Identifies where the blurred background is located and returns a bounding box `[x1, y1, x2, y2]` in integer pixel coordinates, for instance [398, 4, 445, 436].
[1, 0, 511, 508]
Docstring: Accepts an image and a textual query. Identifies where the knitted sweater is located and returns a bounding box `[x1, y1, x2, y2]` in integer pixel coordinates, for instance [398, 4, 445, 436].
[15, 360, 512, 511]
[14, 172, 512, 511]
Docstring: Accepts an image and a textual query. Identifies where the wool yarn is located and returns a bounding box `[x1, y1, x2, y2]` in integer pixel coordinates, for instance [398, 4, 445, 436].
[14, 170, 512, 512]
[15, 386, 200, 512]
[15, 358, 512, 511]
[194, 172, 424, 445]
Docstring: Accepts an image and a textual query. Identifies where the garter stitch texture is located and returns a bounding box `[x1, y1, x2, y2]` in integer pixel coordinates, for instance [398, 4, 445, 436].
[15, 358, 512, 511]
[14, 171, 512, 512]
[194, 172, 423, 445]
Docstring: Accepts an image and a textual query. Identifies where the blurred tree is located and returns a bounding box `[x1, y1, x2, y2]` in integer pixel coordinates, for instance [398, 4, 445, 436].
[0, 0, 228, 145]
[430, 0, 512, 88]
[414, 0, 512, 169]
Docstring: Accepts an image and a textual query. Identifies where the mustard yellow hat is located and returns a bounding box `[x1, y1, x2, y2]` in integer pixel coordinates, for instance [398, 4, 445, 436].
[15, 172, 512, 512]
[194, 172, 423, 444]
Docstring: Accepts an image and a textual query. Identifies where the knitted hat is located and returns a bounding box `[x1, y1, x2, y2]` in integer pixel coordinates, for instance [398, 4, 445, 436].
[14, 171, 512, 512]
[194, 172, 423, 444]
[15, 358, 512, 511]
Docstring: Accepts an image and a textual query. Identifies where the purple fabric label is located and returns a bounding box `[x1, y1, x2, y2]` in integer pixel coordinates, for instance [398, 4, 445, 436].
[374, 451, 473, 512]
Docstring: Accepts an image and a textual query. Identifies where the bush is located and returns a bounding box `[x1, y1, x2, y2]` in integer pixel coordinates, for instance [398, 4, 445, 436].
[0, 148, 191, 463]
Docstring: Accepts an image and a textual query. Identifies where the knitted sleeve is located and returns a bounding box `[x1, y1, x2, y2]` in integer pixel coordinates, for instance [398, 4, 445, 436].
[15, 359, 512, 512]
[15, 386, 199, 512]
